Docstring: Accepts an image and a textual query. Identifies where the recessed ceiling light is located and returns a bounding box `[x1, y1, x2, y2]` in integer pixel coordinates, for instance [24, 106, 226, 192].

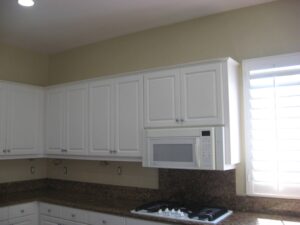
[18, 0, 35, 7]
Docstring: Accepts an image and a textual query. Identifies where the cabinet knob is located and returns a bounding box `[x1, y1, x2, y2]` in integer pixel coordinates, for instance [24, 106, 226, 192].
[180, 118, 184, 122]
[102, 220, 107, 224]
[175, 119, 179, 123]
[48, 209, 52, 213]
[71, 213, 76, 218]
[3, 149, 6, 153]
[7, 149, 11, 153]
[20, 209, 25, 213]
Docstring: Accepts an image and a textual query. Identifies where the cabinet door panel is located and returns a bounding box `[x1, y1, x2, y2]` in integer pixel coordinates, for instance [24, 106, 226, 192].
[46, 87, 65, 154]
[144, 69, 180, 128]
[115, 76, 142, 157]
[89, 80, 113, 155]
[7, 85, 42, 155]
[0, 84, 6, 155]
[66, 84, 88, 155]
[9, 214, 38, 225]
[181, 63, 223, 126]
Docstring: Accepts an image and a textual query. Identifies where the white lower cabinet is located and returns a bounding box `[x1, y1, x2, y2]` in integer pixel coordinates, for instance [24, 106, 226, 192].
[9, 214, 38, 225]
[0, 202, 38, 225]
[126, 218, 171, 225]
[40, 216, 87, 225]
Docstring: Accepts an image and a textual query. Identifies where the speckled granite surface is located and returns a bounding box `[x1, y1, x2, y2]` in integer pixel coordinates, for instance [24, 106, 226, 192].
[1, 170, 300, 224]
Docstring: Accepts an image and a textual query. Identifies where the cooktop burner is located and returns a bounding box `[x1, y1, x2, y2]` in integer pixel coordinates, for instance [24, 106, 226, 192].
[131, 201, 232, 224]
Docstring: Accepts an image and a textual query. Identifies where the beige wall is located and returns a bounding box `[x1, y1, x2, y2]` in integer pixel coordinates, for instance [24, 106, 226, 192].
[0, 43, 49, 86]
[0, 159, 47, 183]
[49, 0, 300, 85]
[47, 159, 159, 189]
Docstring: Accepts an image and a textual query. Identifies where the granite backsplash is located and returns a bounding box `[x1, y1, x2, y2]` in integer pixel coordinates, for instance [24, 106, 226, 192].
[1, 169, 299, 217]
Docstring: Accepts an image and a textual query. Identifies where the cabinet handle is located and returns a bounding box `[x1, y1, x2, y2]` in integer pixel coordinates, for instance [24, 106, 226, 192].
[102, 220, 107, 224]
[48, 209, 52, 213]
[110, 150, 117, 154]
[3, 149, 7, 153]
[61, 149, 68, 152]
[20, 209, 25, 213]
[180, 118, 184, 122]
[175, 119, 179, 123]
[7, 149, 11, 153]
[71, 213, 76, 218]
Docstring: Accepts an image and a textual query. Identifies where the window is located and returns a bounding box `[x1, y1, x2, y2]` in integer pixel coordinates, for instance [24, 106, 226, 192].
[243, 53, 300, 199]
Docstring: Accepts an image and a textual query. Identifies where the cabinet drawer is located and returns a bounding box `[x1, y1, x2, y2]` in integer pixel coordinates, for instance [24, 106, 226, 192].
[89, 211, 125, 225]
[61, 206, 88, 223]
[39, 202, 61, 218]
[0, 207, 8, 221]
[9, 202, 37, 218]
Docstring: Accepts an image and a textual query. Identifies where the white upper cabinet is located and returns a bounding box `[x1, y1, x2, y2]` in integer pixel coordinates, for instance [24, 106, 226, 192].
[0, 83, 44, 157]
[89, 79, 114, 156]
[65, 84, 88, 155]
[89, 75, 143, 158]
[0, 84, 7, 156]
[46, 83, 88, 156]
[180, 63, 223, 126]
[46, 87, 65, 155]
[144, 69, 180, 128]
[144, 59, 237, 128]
[115, 75, 143, 157]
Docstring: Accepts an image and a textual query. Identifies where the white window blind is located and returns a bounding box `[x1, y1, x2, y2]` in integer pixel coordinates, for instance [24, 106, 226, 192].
[244, 53, 300, 199]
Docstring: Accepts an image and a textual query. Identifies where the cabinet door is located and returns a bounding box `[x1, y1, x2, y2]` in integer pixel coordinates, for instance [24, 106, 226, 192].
[89, 80, 114, 156]
[180, 63, 224, 126]
[9, 214, 38, 225]
[65, 84, 88, 155]
[7, 85, 43, 155]
[126, 218, 172, 225]
[46, 87, 65, 155]
[115, 76, 143, 157]
[144, 69, 181, 128]
[0, 84, 7, 156]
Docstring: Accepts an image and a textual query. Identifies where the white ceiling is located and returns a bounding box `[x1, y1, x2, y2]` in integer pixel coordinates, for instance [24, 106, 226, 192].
[0, 0, 276, 54]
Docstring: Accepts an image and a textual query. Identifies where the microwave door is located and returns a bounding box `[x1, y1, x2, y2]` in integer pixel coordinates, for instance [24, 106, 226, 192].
[148, 137, 199, 169]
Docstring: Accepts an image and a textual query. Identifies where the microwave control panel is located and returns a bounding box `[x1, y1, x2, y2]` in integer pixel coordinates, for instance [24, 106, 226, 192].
[199, 128, 215, 170]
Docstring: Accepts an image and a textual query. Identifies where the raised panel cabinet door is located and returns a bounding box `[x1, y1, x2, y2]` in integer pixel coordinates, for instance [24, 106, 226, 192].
[46, 87, 65, 155]
[9, 214, 38, 225]
[115, 75, 143, 157]
[65, 83, 89, 155]
[144, 69, 181, 128]
[180, 63, 224, 126]
[0, 84, 7, 156]
[126, 218, 172, 225]
[89, 80, 114, 156]
[7, 85, 43, 155]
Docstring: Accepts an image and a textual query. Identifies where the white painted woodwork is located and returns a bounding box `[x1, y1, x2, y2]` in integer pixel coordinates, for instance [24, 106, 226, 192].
[180, 63, 223, 126]
[0, 84, 7, 156]
[9, 215, 38, 225]
[89, 80, 114, 156]
[89, 211, 125, 225]
[40, 216, 86, 225]
[115, 75, 143, 157]
[46, 87, 65, 155]
[144, 69, 180, 128]
[65, 83, 89, 155]
[126, 217, 172, 225]
[0, 83, 44, 157]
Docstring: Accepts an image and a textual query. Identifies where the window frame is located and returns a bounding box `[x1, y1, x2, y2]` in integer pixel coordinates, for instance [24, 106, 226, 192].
[243, 52, 300, 199]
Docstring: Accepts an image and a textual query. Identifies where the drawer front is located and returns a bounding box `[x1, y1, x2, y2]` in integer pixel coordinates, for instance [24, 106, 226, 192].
[39, 203, 61, 218]
[9, 202, 37, 218]
[89, 211, 125, 225]
[61, 206, 88, 223]
[0, 207, 8, 221]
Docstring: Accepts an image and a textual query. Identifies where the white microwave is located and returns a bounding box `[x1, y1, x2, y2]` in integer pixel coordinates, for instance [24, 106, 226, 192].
[143, 127, 235, 170]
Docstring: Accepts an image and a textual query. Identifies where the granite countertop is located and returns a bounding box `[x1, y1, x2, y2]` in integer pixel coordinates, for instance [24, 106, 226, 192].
[1, 190, 300, 225]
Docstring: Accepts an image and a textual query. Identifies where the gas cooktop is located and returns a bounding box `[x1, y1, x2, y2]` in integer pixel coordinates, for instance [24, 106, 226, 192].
[131, 201, 232, 224]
